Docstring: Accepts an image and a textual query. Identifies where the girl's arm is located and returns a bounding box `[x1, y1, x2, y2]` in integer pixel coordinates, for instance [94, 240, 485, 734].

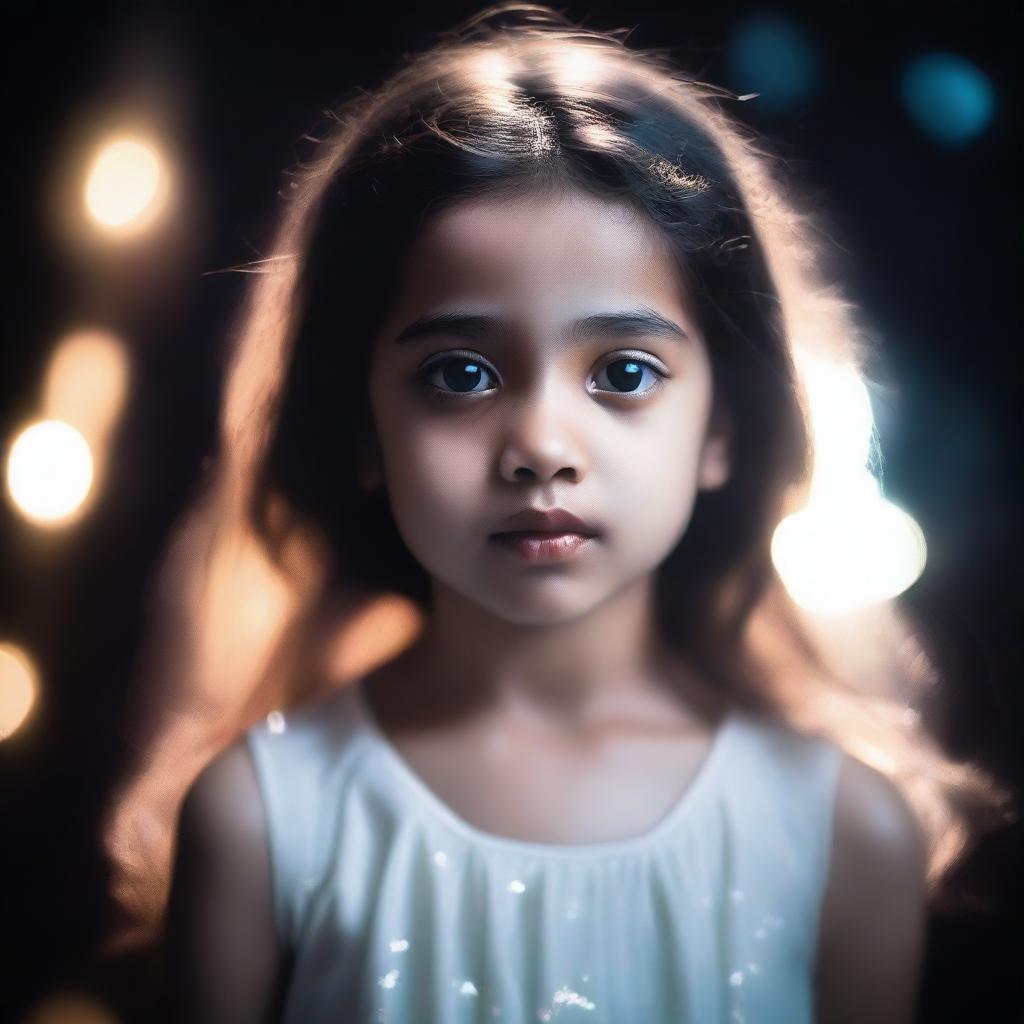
[813, 753, 930, 1024]
[159, 738, 288, 1024]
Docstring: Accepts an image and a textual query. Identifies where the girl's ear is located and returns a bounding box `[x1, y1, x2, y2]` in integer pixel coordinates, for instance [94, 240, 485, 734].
[698, 394, 733, 492]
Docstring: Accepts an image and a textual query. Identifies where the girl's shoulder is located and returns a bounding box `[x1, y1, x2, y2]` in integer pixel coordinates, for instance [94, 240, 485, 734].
[814, 749, 929, 1021]
[182, 730, 270, 847]
[831, 751, 926, 862]
[826, 749, 928, 905]
[165, 733, 284, 1020]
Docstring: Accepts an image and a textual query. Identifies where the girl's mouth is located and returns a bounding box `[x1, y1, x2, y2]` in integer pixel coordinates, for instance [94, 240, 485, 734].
[487, 531, 598, 563]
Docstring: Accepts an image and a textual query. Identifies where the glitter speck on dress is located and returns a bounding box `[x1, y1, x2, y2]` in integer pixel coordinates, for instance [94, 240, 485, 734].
[433, 850, 448, 867]
[266, 710, 286, 734]
[388, 938, 409, 952]
[536, 985, 597, 1020]
[507, 879, 526, 894]
[377, 968, 400, 990]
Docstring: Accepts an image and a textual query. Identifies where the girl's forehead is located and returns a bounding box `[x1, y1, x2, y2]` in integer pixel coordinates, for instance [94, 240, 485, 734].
[387, 191, 701, 341]
[414, 190, 672, 272]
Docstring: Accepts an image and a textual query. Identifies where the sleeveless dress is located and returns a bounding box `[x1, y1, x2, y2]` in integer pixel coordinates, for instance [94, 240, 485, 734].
[245, 681, 843, 1024]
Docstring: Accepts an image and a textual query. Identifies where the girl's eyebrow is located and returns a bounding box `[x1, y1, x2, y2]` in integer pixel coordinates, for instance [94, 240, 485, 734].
[393, 307, 691, 346]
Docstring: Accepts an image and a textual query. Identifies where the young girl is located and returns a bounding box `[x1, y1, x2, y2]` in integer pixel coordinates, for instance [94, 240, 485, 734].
[154, 4, 1014, 1022]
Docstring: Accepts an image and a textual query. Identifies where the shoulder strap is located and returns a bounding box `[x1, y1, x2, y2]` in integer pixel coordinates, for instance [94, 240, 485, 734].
[245, 686, 364, 951]
[726, 712, 844, 962]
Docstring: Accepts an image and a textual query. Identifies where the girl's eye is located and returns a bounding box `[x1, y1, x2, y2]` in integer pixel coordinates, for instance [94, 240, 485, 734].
[414, 350, 669, 402]
[591, 355, 668, 399]
[415, 352, 498, 399]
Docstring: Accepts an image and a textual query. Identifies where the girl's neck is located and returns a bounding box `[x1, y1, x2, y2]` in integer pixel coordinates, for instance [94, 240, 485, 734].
[366, 573, 728, 739]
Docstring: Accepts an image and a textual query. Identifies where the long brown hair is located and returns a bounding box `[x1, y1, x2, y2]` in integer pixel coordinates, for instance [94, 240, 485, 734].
[103, 1, 1016, 953]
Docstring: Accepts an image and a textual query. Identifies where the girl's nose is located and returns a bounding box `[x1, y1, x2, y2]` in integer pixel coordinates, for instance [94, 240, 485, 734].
[496, 391, 589, 485]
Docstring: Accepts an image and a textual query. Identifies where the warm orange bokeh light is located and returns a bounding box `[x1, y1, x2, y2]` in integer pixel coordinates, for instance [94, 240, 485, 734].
[0, 641, 38, 740]
[20, 992, 119, 1024]
[43, 329, 129, 450]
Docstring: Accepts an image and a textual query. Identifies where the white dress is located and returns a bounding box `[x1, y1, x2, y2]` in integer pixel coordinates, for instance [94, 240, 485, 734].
[246, 680, 842, 1023]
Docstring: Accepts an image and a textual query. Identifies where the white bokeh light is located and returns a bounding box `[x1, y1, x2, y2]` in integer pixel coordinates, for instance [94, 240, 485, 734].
[5, 419, 94, 525]
[772, 473, 928, 615]
[798, 348, 876, 503]
[772, 348, 928, 614]
[83, 137, 164, 229]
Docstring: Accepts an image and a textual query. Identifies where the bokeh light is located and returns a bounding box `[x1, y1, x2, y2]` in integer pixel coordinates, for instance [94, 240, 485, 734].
[726, 14, 822, 113]
[771, 349, 929, 614]
[43, 329, 129, 443]
[0, 641, 39, 741]
[19, 992, 119, 1024]
[772, 474, 928, 615]
[798, 348, 876, 504]
[5, 419, 94, 525]
[83, 136, 168, 232]
[901, 52, 995, 146]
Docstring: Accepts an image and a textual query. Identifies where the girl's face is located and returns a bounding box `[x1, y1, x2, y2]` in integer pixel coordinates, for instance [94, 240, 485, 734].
[365, 188, 730, 625]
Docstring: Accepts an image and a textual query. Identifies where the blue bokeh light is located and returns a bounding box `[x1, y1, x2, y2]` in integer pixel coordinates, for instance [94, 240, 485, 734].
[726, 14, 822, 114]
[900, 53, 995, 146]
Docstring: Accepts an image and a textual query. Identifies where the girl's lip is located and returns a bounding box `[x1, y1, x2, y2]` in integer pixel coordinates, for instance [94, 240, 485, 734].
[490, 530, 597, 539]
[487, 531, 597, 563]
[493, 507, 601, 536]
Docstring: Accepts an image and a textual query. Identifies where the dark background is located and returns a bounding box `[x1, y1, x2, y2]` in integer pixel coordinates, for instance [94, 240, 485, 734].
[1, 2, 1020, 1021]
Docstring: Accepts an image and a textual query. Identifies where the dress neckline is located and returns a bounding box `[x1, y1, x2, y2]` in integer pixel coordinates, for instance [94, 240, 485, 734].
[348, 677, 738, 860]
